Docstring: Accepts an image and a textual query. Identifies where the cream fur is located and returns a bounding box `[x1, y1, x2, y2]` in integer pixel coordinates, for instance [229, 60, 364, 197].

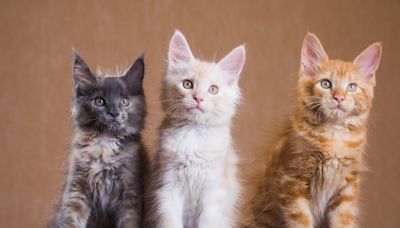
[145, 31, 246, 228]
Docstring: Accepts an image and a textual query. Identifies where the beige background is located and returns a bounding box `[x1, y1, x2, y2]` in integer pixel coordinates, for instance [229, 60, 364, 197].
[0, 0, 399, 227]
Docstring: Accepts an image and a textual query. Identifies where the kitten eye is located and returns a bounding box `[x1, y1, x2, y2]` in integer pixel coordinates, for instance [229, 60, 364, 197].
[95, 97, 105, 106]
[121, 98, 130, 107]
[183, 79, 193, 89]
[208, 85, 219, 95]
[320, 79, 332, 89]
[347, 83, 358, 92]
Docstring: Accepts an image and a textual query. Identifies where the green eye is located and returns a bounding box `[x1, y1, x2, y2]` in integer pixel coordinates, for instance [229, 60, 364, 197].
[183, 79, 193, 89]
[208, 85, 219, 94]
[347, 83, 358, 92]
[121, 98, 130, 106]
[320, 79, 332, 89]
[95, 97, 105, 106]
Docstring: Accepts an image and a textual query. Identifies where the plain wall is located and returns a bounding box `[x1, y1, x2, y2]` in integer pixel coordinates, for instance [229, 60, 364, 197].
[0, 0, 399, 227]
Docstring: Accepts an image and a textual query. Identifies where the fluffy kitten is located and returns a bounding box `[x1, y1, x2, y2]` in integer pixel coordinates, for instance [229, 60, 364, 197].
[52, 51, 148, 228]
[144, 31, 246, 228]
[252, 34, 382, 227]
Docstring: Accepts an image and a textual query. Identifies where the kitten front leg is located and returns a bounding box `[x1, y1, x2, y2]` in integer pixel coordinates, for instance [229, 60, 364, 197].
[282, 197, 314, 228]
[116, 189, 141, 228]
[198, 202, 231, 228]
[327, 183, 359, 228]
[156, 185, 184, 228]
[54, 188, 91, 228]
[198, 187, 237, 228]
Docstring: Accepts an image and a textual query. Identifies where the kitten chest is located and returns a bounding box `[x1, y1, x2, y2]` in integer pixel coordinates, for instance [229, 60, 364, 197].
[163, 126, 231, 183]
[79, 137, 125, 208]
[162, 126, 231, 160]
[161, 126, 234, 212]
[310, 147, 360, 224]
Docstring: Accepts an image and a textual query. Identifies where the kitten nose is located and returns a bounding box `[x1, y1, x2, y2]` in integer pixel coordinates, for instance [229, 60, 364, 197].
[108, 108, 119, 118]
[333, 95, 345, 104]
[194, 96, 204, 104]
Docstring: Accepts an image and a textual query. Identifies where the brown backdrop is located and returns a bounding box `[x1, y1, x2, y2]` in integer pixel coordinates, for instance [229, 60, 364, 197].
[1, 0, 399, 227]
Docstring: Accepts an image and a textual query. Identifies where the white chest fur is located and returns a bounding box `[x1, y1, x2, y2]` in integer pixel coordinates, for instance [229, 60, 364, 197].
[162, 125, 232, 160]
[310, 157, 345, 223]
[157, 124, 240, 227]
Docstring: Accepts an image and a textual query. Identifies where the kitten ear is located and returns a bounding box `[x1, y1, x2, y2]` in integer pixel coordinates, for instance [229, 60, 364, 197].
[72, 50, 95, 89]
[218, 45, 246, 84]
[124, 54, 145, 92]
[353, 42, 382, 81]
[168, 30, 194, 65]
[301, 33, 329, 76]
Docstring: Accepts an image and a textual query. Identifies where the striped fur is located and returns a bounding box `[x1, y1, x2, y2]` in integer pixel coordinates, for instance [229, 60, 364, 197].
[251, 34, 382, 228]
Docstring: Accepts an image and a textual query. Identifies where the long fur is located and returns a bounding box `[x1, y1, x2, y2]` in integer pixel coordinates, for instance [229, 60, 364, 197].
[144, 31, 246, 228]
[51, 52, 148, 228]
[249, 34, 382, 228]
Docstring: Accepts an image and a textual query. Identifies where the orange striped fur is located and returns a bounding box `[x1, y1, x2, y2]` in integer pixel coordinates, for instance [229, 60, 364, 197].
[250, 34, 382, 228]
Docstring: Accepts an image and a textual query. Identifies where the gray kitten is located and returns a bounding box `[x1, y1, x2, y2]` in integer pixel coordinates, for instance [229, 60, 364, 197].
[52, 51, 148, 228]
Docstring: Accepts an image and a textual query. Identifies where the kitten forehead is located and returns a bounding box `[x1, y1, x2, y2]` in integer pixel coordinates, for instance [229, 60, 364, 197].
[318, 60, 365, 82]
[193, 61, 220, 77]
[168, 60, 222, 81]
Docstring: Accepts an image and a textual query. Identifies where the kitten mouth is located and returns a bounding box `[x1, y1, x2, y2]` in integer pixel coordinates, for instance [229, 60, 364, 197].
[335, 104, 348, 112]
[189, 105, 204, 112]
[328, 105, 349, 118]
[334, 105, 344, 111]
[328, 102, 346, 112]
[108, 121, 122, 131]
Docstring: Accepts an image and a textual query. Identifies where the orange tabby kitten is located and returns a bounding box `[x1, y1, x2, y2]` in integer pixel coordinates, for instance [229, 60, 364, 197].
[252, 33, 382, 227]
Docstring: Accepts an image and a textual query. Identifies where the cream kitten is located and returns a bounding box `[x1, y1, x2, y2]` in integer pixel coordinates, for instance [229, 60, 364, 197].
[144, 30, 246, 228]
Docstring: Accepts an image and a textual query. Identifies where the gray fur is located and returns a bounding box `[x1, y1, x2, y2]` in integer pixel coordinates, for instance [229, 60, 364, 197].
[51, 51, 148, 228]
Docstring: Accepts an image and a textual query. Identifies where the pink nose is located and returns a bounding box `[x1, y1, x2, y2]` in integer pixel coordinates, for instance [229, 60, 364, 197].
[333, 95, 345, 104]
[194, 96, 204, 103]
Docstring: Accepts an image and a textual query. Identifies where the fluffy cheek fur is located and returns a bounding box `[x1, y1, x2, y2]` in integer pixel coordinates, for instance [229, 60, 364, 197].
[348, 87, 373, 116]
[72, 98, 104, 131]
[115, 96, 146, 134]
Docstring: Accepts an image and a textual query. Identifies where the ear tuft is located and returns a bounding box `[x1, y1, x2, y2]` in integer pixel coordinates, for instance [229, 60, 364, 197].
[72, 50, 95, 88]
[138, 52, 145, 61]
[168, 30, 194, 65]
[353, 42, 382, 80]
[301, 33, 329, 76]
[218, 45, 246, 77]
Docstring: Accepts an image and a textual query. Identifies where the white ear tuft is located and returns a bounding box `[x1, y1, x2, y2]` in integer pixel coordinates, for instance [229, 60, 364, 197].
[353, 42, 382, 80]
[301, 33, 329, 76]
[218, 45, 246, 76]
[168, 30, 194, 65]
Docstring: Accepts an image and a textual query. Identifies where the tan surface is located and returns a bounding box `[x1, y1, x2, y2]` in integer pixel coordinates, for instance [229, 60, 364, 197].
[0, 0, 399, 227]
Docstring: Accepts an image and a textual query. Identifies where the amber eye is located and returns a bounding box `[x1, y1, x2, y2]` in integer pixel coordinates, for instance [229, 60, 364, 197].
[320, 79, 332, 89]
[121, 98, 130, 107]
[347, 83, 358, 92]
[95, 98, 105, 106]
[183, 79, 193, 89]
[208, 85, 219, 94]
